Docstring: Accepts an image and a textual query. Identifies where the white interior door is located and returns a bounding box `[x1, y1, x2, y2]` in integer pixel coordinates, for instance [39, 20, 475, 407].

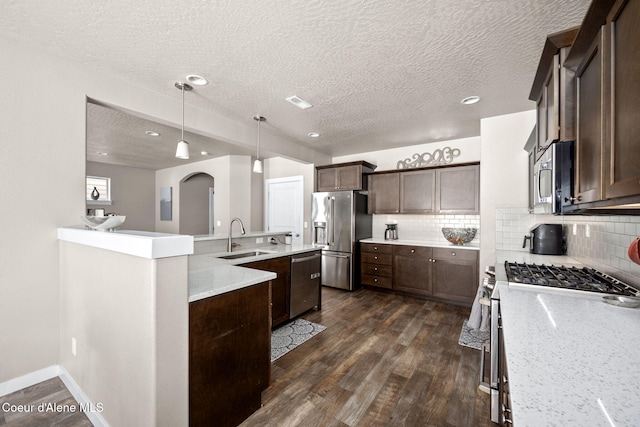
[265, 176, 303, 245]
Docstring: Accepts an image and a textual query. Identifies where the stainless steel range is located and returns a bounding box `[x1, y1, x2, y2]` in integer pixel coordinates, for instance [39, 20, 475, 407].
[482, 261, 640, 425]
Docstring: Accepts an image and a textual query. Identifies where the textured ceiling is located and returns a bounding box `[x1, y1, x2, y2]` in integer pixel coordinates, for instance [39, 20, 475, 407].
[0, 0, 591, 166]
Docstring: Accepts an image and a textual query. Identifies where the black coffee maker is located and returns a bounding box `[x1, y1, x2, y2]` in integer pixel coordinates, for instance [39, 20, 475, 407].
[523, 224, 566, 255]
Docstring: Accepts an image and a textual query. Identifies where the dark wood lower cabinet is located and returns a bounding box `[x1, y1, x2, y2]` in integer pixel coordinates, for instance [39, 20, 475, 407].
[360, 242, 478, 306]
[189, 281, 271, 427]
[432, 248, 478, 304]
[242, 256, 291, 327]
[392, 245, 432, 296]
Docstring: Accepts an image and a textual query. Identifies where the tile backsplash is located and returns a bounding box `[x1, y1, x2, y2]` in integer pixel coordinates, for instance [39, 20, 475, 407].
[496, 207, 640, 287]
[372, 214, 480, 243]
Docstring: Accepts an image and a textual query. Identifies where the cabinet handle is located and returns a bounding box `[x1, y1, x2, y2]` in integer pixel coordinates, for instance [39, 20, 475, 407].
[432, 259, 436, 263]
[374, 278, 378, 282]
[374, 267, 378, 271]
[428, 258, 432, 262]
[411, 249, 415, 253]
[451, 252, 456, 256]
[374, 246, 378, 250]
[374, 256, 378, 260]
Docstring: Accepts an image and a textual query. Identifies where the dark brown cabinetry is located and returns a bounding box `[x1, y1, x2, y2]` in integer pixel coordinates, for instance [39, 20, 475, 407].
[242, 256, 291, 327]
[368, 173, 400, 214]
[400, 169, 436, 213]
[360, 243, 393, 289]
[431, 248, 478, 304]
[435, 165, 480, 214]
[360, 242, 478, 306]
[529, 28, 579, 155]
[603, 0, 640, 199]
[189, 281, 271, 427]
[315, 161, 376, 191]
[367, 163, 480, 215]
[392, 245, 432, 296]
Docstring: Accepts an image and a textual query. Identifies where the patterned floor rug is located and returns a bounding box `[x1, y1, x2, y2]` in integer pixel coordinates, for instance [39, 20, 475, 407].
[458, 320, 490, 350]
[271, 318, 326, 362]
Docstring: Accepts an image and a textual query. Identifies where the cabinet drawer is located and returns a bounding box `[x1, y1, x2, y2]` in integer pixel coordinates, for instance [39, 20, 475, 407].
[361, 252, 392, 265]
[392, 245, 431, 258]
[361, 263, 392, 277]
[432, 247, 478, 262]
[361, 274, 392, 289]
[361, 243, 392, 254]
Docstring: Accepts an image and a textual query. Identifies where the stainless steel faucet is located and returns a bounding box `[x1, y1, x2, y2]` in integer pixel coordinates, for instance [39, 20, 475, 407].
[227, 217, 246, 252]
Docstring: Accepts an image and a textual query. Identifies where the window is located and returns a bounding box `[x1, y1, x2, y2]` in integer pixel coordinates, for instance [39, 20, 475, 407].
[86, 176, 111, 203]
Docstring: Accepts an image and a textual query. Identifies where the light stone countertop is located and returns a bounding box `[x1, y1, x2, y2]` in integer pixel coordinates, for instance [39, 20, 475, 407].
[360, 238, 479, 250]
[188, 244, 320, 302]
[498, 282, 640, 426]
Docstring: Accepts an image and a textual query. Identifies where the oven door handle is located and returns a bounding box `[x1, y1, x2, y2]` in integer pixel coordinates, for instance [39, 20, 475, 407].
[478, 343, 491, 394]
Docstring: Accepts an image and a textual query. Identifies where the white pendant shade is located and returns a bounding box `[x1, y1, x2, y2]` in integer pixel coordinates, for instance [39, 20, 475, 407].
[176, 140, 190, 159]
[253, 159, 263, 173]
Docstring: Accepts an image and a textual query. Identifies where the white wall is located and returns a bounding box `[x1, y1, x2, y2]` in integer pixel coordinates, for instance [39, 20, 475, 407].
[332, 136, 481, 171]
[264, 157, 315, 244]
[0, 34, 328, 386]
[479, 110, 536, 274]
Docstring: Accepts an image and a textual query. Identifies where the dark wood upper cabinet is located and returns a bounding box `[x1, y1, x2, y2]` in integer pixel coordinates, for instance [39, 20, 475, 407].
[574, 29, 605, 204]
[529, 28, 579, 155]
[368, 172, 400, 214]
[400, 169, 436, 214]
[368, 163, 479, 215]
[435, 165, 480, 214]
[315, 161, 376, 191]
[603, 0, 640, 199]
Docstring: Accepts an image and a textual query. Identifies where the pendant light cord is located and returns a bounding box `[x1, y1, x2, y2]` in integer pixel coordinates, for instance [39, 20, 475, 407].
[181, 85, 185, 141]
[256, 118, 260, 159]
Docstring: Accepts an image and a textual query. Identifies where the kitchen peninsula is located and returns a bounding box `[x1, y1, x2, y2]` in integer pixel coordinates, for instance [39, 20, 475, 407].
[57, 227, 319, 427]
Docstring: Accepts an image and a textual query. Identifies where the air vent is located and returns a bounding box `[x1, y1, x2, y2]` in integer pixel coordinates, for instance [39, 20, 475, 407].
[286, 95, 313, 110]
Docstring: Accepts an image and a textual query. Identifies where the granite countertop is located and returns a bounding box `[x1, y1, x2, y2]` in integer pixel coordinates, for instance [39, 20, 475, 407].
[498, 283, 640, 426]
[188, 244, 319, 302]
[360, 238, 479, 250]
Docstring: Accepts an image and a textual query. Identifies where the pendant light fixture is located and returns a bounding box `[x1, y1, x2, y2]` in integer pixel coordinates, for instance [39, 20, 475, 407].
[253, 115, 266, 173]
[175, 82, 193, 159]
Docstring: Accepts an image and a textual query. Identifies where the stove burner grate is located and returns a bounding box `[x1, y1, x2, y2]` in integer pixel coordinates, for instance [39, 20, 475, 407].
[504, 262, 639, 296]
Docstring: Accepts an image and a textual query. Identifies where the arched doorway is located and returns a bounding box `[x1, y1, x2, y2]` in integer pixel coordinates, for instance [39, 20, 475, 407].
[179, 172, 215, 235]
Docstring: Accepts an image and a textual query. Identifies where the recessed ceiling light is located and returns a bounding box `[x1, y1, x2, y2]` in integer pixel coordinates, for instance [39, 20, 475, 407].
[145, 130, 160, 136]
[186, 75, 209, 86]
[308, 132, 320, 138]
[461, 96, 481, 105]
[97, 152, 109, 156]
[286, 95, 313, 110]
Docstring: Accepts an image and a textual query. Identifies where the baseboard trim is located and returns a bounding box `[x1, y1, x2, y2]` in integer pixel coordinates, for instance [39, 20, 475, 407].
[0, 365, 61, 397]
[0, 365, 109, 427]
[59, 366, 109, 427]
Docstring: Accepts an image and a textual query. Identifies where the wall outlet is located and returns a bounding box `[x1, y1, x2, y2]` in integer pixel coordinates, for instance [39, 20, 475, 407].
[216, 220, 221, 227]
[572, 224, 577, 236]
[585, 224, 591, 238]
[71, 337, 77, 356]
[256, 237, 264, 244]
[304, 221, 308, 229]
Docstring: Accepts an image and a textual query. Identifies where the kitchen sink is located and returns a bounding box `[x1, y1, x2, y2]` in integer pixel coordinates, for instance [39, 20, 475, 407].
[217, 251, 274, 260]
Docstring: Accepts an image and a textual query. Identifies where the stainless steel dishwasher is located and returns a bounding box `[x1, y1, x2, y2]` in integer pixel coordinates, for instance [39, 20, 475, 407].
[290, 251, 322, 319]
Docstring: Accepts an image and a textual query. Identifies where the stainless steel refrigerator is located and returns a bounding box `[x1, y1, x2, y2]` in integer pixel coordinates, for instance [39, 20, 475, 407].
[311, 191, 372, 291]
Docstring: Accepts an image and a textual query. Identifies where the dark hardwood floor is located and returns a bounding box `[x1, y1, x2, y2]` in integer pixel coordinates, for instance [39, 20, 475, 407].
[241, 287, 493, 427]
[0, 377, 91, 426]
[1, 287, 491, 427]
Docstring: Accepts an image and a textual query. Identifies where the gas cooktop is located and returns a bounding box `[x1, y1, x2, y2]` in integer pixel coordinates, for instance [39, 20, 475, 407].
[504, 262, 640, 296]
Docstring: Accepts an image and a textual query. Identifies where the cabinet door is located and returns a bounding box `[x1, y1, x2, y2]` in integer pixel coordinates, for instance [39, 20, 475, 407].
[242, 257, 290, 327]
[574, 30, 604, 204]
[436, 165, 480, 213]
[431, 248, 478, 305]
[538, 54, 560, 153]
[392, 246, 432, 296]
[316, 168, 337, 191]
[604, 0, 640, 199]
[368, 173, 400, 214]
[400, 170, 436, 213]
[336, 165, 362, 190]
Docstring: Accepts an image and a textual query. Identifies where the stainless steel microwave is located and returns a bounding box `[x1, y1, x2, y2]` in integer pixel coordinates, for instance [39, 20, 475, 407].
[531, 141, 574, 214]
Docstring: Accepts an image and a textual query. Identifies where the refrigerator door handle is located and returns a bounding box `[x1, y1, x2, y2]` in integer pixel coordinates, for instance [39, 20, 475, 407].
[329, 196, 335, 246]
